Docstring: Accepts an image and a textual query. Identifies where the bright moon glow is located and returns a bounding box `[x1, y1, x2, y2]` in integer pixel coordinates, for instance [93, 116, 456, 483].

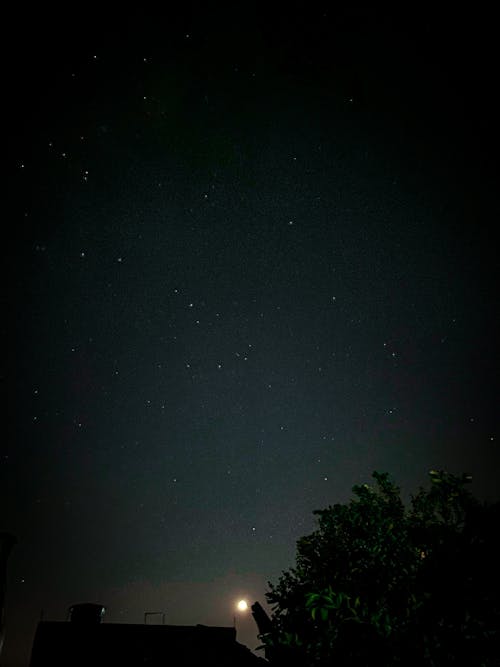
[237, 599, 248, 612]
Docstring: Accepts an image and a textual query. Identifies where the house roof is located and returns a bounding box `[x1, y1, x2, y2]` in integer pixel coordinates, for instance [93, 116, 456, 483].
[29, 620, 267, 666]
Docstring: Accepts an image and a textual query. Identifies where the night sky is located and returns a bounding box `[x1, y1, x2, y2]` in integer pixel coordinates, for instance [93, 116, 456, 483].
[2, 5, 499, 666]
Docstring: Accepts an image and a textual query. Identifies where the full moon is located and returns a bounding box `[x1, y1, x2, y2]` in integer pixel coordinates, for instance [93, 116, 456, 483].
[237, 599, 248, 612]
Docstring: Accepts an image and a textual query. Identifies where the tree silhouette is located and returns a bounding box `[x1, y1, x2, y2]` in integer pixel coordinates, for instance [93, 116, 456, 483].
[259, 471, 500, 666]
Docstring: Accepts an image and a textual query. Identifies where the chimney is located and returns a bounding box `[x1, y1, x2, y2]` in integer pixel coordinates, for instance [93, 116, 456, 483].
[68, 603, 106, 624]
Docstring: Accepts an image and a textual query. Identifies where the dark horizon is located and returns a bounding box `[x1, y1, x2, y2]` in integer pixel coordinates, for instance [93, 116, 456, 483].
[2, 5, 499, 666]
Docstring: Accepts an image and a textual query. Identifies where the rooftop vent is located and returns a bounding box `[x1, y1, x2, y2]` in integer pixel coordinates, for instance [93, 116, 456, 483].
[68, 603, 106, 624]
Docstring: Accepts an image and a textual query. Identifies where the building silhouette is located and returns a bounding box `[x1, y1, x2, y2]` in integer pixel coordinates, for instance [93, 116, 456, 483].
[29, 602, 267, 666]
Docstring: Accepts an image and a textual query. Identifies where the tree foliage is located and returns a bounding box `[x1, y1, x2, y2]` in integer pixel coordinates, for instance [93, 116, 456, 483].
[260, 471, 500, 666]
